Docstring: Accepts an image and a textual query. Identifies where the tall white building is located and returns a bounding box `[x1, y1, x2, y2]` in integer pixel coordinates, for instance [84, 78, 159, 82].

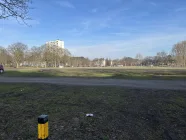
[46, 40, 64, 49]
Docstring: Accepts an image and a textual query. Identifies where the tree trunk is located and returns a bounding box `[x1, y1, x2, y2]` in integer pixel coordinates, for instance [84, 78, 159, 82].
[16, 62, 19, 68]
[54, 61, 57, 68]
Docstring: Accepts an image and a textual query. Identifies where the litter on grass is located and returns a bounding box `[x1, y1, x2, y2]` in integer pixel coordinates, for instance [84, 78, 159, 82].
[86, 114, 94, 117]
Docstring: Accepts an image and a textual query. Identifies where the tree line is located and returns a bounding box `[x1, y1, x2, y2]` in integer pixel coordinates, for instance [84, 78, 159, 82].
[0, 41, 186, 68]
[0, 42, 71, 68]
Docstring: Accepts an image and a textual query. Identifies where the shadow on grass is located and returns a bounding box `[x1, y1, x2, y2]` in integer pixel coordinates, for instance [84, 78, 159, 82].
[1, 69, 62, 77]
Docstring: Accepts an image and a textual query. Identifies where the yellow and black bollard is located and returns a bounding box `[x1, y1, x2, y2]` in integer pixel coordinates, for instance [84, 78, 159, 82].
[38, 115, 49, 140]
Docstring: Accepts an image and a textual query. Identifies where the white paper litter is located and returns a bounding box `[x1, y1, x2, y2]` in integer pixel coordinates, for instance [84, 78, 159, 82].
[86, 114, 94, 117]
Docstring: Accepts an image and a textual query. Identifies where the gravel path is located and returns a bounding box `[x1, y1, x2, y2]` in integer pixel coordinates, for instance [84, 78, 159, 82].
[0, 77, 186, 90]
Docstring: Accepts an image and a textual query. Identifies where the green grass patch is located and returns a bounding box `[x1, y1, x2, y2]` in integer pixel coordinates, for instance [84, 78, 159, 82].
[0, 84, 186, 139]
[1, 67, 186, 80]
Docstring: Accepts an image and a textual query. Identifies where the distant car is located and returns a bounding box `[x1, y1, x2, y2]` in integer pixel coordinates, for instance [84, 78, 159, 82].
[0, 65, 4, 73]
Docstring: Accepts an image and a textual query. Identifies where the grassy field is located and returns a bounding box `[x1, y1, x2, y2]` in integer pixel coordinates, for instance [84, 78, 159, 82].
[1, 67, 186, 80]
[0, 83, 186, 140]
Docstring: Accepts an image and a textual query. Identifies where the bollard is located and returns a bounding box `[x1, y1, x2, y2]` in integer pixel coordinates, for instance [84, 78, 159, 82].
[38, 115, 49, 140]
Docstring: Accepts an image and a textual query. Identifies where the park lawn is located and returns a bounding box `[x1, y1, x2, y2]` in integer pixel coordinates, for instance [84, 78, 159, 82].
[0, 84, 186, 140]
[1, 67, 186, 80]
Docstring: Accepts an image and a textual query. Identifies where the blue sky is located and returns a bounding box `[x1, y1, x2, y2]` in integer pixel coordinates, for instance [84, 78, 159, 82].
[0, 0, 186, 59]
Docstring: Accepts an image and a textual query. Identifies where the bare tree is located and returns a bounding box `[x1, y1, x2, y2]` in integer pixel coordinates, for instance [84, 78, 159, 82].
[0, 0, 30, 20]
[0, 46, 10, 65]
[51, 47, 71, 67]
[167, 54, 175, 66]
[172, 41, 186, 67]
[42, 44, 72, 67]
[26, 46, 43, 67]
[121, 57, 137, 66]
[135, 53, 143, 66]
[51, 46, 59, 67]
[112, 59, 120, 66]
[155, 51, 168, 66]
[43, 44, 51, 67]
[8, 42, 27, 68]
[42, 44, 58, 67]
[61, 49, 71, 66]
[142, 56, 155, 66]
[105, 58, 112, 67]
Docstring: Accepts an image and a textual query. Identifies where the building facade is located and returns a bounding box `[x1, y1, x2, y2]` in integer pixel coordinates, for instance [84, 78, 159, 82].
[46, 40, 64, 49]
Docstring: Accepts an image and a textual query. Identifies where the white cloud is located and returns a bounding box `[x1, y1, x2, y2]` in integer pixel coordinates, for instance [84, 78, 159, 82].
[68, 33, 186, 59]
[81, 16, 112, 32]
[175, 7, 186, 12]
[150, 2, 157, 6]
[110, 32, 131, 36]
[91, 8, 98, 13]
[57, 1, 75, 8]
[82, 20, 91, 30]
[67, 28, 84, 36]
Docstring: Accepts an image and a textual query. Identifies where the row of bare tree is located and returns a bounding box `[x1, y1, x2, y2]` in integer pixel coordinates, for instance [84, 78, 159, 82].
[0, 41, 186, 67]
[141, 41, 186, 67]
[0, 42, 71, 68]
[93, 41, 185, 67]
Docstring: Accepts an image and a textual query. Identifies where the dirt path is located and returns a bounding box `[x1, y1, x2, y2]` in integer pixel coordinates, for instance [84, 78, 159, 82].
[0, 77, 185, 90]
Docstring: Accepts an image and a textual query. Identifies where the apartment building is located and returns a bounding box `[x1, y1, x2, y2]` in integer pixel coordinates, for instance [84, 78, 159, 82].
[46, 40, 64, 49]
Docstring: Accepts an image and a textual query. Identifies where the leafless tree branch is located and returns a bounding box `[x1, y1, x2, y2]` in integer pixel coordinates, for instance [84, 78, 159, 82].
[0, 0, 31, 21]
